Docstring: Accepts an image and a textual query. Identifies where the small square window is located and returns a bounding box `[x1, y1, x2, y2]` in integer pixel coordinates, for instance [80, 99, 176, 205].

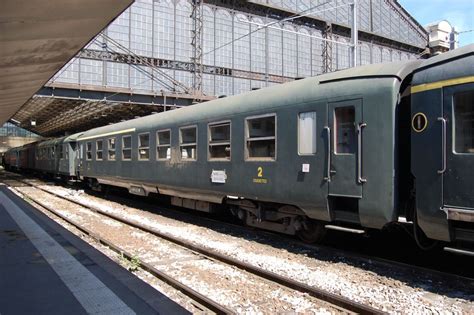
[180, 126, 197, 160]
[298, 112, 317, 155]
[96, 140, 103, 160]
[334, 107, 356, 154]
[245, 115, 276, 160]
[122, 135, 132, 160]
[86, 142, 92, 160]
[209, 122, 231, 160]
[58, 144, 64, 159]
[108, 138, 116, 160]
[454, 91, 474, 153]
[138, 133, 150, 160]
[157, 130, 171, 160]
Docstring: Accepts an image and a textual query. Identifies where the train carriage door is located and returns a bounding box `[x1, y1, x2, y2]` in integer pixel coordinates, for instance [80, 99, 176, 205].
[442, 84, 474, 210]
[328, 99, 364, 198]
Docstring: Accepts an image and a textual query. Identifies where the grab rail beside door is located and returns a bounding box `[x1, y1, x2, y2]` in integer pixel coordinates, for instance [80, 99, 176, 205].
[357, 122, 367, 184]
[438, 117, 447, 174]
[324, 126, 331, 182]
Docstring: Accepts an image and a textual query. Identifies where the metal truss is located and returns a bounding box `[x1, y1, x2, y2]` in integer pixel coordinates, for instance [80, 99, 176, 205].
[191, 0, 204, 99]
[77, 49, 294, 84]
[322, 24, 333, 73]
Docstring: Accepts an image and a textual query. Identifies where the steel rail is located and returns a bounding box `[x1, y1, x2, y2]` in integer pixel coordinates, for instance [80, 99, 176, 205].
[7, 172, 474, 284]
[7, 180, 232, 315]
[11, 176, 383, 315]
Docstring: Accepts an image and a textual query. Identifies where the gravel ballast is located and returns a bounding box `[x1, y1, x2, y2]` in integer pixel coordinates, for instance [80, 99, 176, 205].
[27, 183, 474, 314]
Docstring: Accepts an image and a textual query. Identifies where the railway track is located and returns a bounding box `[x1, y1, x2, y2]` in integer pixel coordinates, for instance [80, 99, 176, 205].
[85, 180, 474, 281]
[5, 178, 232, 314]
[4, 171, 473, 313]
[4, 173, 382, 314]
[62, 176, 474, 281]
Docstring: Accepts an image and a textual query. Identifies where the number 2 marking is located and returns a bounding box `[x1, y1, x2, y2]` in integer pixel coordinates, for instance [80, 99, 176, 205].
[257, 166, 263, 177]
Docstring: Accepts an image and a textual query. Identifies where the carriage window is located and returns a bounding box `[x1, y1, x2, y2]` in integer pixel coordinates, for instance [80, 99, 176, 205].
[108, 138, 116, 160]
[209, 122, 231, 160]
[138, 133, 150, 160]
[65, 145, 69, 159]
[51, 147, 55, 158]
[96, 140, 103, 160]
[157, 130, 171, 160]
[122, 135, 132, 160]
[245, 115, 276, 160]
[334, 107, 356, 154]
[86, 142, 92, 160]
[454, 91, 474, 153]
[298, 112, 317, 155]
[58, 144, 64, 159]
[180, 126, 197, 160]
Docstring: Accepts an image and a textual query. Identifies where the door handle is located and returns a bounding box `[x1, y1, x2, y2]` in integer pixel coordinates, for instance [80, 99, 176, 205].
[438, 117, 446, 174]
[357, 122, 367, 184]
[324, 126, 331, 182]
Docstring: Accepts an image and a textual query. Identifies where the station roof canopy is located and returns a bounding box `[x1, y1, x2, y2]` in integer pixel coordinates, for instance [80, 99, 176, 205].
[0, 0, 134, 127]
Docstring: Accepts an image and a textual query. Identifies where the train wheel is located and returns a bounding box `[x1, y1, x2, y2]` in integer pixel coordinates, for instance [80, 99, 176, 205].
[413, 211, 439, 250]
[296, 219, 326, 243]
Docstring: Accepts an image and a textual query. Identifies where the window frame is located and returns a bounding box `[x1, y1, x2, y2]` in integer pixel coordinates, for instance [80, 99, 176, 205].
[297, 111, 317, 156]
[107, 137, 116, 161]
[156, 128, 171, 161]
[122, 135, 132, 161]
[179, 125, 198, 161]
[244, 113, 277, 161]
[208, 120, 231, 161]
[96, 139, 103, 161]
[453, 90, 474, 155]
[138, 132, 150, 161]
[333, 106, 356, 155]
[58, 144, 64, 159]
[86, 142, 92, 161]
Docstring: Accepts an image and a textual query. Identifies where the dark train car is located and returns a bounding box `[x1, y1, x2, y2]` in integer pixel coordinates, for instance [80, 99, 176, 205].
[36, 138, 63, 176]
[32, 135, 81, 179]
[411, 44, 474, 248]
[59, 133, 83, 180]
[4, 146, 20, 170]
[18, 141, 38, 171]
[76, 60, 421, 241]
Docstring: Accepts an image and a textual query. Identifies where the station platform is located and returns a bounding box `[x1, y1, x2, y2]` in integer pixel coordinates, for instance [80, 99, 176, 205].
[0, 184, 188, 315]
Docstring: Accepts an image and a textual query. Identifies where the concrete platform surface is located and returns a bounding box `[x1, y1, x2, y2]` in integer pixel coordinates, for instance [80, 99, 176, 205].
[0, 184, 188, 315]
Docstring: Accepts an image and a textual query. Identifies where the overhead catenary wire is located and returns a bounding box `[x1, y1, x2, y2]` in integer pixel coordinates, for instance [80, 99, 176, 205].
[202, 0, 332, 57]
[50, 0, 338, 96]
[99, 33, 193, 94]
[92, 37, 176, 93]
[244, 20, 354, 47]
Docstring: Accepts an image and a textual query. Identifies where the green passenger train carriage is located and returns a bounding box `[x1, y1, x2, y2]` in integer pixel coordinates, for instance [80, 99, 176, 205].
[76, 59, 422, 241]
[411, 44, 474, 249]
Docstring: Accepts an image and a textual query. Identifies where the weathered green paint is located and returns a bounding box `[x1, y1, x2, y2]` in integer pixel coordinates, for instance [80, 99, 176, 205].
[411, 44, 474, 241]
[78, 60, 421, 229]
